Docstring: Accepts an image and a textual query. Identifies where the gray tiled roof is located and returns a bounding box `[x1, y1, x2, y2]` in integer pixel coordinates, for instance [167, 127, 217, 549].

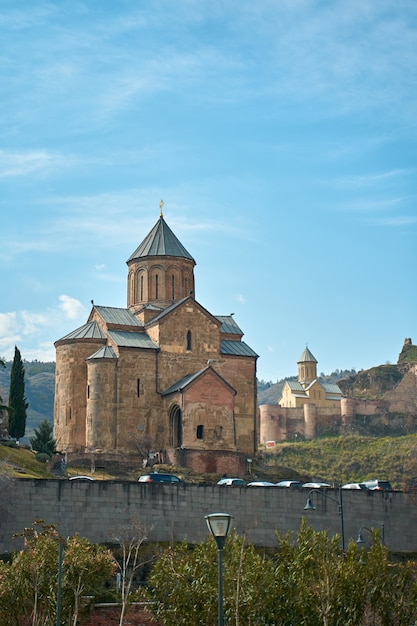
[107, 330, 158, 349]
[87, 346, 118, 360]
[58, 321, 106, 341]
[298, 347, 318, 363]
[216, 315, 243, 335]
[161, 368, 207, 395]
[322, 382, 342, 395]
[220, 340, 258, 358]
[145, 296, 189, 325]
[161, 366, 236, 396]
[94, 306, 143, 327]
[286, 381, 306, 392]
[127, 216, 195, 263]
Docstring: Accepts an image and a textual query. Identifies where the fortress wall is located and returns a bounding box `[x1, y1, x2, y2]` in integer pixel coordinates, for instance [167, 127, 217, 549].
[1, 479, 417, 555]
[259, 405, 342, 443]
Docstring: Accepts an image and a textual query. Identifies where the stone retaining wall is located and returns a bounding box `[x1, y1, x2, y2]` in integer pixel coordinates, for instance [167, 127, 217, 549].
[1, 480, 416, 554]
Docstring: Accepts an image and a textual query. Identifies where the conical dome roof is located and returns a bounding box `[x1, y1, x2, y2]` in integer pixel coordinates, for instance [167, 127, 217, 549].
[127, 216, 195, 264]
[297, 347, 317, 364]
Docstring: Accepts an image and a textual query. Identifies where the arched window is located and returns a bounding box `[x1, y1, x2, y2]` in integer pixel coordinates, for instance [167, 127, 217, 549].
[140, 275, 144, 301]
[186, 330, 192, 351]
[169, 405, 182, 448]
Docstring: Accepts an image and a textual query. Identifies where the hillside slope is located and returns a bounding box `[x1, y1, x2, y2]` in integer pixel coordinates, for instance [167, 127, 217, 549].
[0, 362, 55, 437]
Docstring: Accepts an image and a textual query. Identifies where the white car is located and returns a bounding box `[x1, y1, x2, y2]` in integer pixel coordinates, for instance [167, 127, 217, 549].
[276, 480, 303, 488]
[342, 482, 368, 490]
[247, 481, 276, 487]
[217, 478, 246, 486]
[302, 482, 331, 489]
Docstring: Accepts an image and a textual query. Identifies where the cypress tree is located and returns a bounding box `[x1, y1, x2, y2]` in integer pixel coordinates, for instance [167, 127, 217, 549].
[8, 346, 28, 442]
[30, 419, 57, 457]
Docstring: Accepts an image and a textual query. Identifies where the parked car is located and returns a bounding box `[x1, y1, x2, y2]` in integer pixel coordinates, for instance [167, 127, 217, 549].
[217, 478, 246, 486]
[247, 481, 276, 487]
[342, 482, 368, 490]
[138, 473, 182, 483]
[302, 482, 331, 489]
[363, 479, 393, 491]
[69, 475, 95, 481]
[275, 480, 303, 488]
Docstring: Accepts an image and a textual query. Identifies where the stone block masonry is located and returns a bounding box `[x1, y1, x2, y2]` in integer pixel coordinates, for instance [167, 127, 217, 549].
[1, 479, 417, 554]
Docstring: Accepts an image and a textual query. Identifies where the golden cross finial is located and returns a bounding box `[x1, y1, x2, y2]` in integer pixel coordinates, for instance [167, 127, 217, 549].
[159, 199, 164, 218]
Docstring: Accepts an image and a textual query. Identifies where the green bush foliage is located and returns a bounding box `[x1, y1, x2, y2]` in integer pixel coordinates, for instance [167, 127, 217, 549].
[0, 521, 116, 626]
[145, 521, 417, 626]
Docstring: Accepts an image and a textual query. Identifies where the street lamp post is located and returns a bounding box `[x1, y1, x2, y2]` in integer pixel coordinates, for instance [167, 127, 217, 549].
[205, 512, 233, 626]
[304, 484, 345, 550]
[356, 524, 385, 546]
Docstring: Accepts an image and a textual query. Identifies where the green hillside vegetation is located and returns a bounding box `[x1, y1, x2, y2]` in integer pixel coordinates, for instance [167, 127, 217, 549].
[257, 434, 417, 489]
[2, 433, 417, 489]
[0, 445, 54, 479]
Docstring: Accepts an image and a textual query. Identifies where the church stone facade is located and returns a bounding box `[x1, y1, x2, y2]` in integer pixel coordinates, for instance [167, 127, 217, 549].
[54, 210, 258, 474]
[259, 348, 342, 444]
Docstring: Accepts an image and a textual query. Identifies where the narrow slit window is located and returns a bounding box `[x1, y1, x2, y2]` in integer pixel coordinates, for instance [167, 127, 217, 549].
[186, 330, 192, 351]
[87, 385, 90, 399]
[155, 274, 159, 299]
[137, 378, 141, 397]
[196, 425, 204, 439]
[171, 274, 175, 300]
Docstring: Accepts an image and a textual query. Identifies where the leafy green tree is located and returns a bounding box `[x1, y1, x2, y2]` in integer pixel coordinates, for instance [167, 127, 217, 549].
[0, 520, 116, 626]
[360, 533, 417, 625]
[62, 535, 116, 626]
[146, 521, 417, 626]
[7, 346, 28, 442]
[145, 530, 276, 625]
[30, 418, 57, 457]
[274, 521, 369, 625]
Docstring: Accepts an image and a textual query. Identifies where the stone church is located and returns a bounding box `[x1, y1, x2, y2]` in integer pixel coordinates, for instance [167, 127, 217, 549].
[54, 207, 258, 474]
[279, 347, 342, 408]
[259, 347, 342, 444]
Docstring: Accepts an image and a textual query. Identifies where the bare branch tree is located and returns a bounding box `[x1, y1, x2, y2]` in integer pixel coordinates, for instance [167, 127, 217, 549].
[111, 518, 151, 626]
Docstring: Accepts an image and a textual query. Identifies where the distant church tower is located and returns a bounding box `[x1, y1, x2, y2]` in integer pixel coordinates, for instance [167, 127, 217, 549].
[126, 201, 196, 312]
[297, 347, 318, 388]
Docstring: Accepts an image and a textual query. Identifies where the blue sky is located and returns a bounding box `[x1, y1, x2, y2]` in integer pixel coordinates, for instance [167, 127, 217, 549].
[0, 0, 416, 382]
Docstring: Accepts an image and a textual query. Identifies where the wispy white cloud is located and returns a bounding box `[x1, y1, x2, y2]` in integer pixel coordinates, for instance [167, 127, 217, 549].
[368, 215, 417, 227]
[0, 313, 20, 354]
[0, 296, 87, 361]
[333, 169, 417, 189]
[58, 295, 85, 321]
[20, 311, 48, 335]
[334, 197, 407, 214]
[0, 150, 79, 178]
